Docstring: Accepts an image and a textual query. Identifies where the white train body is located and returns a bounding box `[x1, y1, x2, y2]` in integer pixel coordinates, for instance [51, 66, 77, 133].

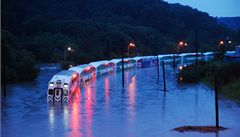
[90, 61, 115, 77]
[47, 70, 79, 102]
[69, 64, 96, 85]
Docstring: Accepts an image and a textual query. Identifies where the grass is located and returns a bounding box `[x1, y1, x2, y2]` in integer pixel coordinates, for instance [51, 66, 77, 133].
[178, 61, 240, 104]
[221, 78, 240, 104]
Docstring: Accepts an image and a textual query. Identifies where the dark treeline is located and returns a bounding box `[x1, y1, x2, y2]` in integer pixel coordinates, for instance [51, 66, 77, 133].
[2, 0, 240, 83]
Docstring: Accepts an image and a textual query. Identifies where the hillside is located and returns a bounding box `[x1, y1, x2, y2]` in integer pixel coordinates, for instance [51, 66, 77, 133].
[2, 0, 238, 67]
[218, 17, 240, 31]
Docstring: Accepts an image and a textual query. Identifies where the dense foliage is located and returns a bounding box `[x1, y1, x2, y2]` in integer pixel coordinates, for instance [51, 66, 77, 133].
[217, 17, 240, 31]
[1, 31, 39, 83]
[2, 0, 239, 83]
[178, 61, 240, 103]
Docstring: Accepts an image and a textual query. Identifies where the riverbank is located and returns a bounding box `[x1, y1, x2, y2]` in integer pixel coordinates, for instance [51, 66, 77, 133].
[178, 61, 240, 104]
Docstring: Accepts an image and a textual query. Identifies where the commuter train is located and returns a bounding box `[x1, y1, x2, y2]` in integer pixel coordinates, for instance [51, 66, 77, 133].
[47, 70, 79, 102]
[47, 51, 220, 102]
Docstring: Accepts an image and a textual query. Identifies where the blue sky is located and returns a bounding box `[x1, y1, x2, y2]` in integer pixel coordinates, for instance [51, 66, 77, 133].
[164, 0, 240, 17]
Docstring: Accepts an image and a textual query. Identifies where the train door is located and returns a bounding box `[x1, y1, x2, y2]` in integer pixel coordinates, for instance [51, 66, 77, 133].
[47, 89, 54, 102]
[62, 90, 69, 102]
[54, 88, 63, 102]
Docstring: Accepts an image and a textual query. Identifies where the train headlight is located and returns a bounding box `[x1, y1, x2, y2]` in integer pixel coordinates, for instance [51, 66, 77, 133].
[64, 84, 68, 88]
[49, 83, 54, 87]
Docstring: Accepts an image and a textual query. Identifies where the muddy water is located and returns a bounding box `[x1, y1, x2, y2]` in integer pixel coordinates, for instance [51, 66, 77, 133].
[2, 65, 240, 137]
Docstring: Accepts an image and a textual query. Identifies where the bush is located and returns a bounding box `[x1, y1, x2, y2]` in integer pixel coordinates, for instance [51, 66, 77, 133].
[60, 60, 74, 70]
[178, 65, 200, 82]
[2, 30, 40, 84]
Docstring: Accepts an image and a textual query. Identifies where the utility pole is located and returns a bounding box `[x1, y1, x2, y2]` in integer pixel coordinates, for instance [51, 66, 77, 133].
[162, 61, 166, 95]
[173, 54, 176, 68]
[109, 39, 112, 59]
[214, 75, 219, 128]
[121, 45, 125, 87]
[195, 30, 199, 66]
[2, 43, 7, 97]
[157, 56, 160, 78]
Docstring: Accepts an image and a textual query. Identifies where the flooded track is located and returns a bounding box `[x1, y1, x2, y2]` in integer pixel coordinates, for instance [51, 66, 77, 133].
[1, 65, 240, 137]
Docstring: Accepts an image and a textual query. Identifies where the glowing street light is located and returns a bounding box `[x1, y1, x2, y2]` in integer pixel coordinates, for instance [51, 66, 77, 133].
[179, 41, 184, 46]
[64, 46, 74, 61]
[128, 42, 136, 57]
[177, 41, 187, 53]
[219, 40, 224, 45]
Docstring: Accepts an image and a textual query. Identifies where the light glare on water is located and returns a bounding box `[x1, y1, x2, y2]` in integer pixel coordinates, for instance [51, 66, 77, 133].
[1, 66, 240, 137]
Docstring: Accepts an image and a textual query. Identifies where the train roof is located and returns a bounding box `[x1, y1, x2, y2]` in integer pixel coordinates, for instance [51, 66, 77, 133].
[89, 60, 109, 68]
[158, 54, 175, 58]
[69, 64, 94, 74]
[178, 52, 202, 57]
[50, 70, 76, 83]
[132, 56, 143, 61]
[203, 52, 214, 55]
[110, 59, 122, 64]
[56, 70, 76, 76]
[124, 58, 136, 62]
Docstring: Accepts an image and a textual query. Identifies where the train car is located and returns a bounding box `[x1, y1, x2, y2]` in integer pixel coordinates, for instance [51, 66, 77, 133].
[124, 58, 137, 69]
[69, 64, 96, 84]
[111, 59, 123, 71]
[47, 70, 80, 102]
[179, 53, 203, 64]
[203, 52, 214, 61]
[158, 54, 181, 65]
[133, 57, 143, 68]
[140, 56, 157, 68]
[90, 60, 115, 76]
[111, 58, 136, 71]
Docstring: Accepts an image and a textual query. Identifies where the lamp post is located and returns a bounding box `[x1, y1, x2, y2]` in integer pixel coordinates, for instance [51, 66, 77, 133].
[177, 41, 187, 54]
[121, 44, 125, 87]
[195, 31, 199, 66]
[64, 46, 74, 61]
[128, 42, 136, 57]
[175, 41, 187, 66]
[218, 40, 225, 61]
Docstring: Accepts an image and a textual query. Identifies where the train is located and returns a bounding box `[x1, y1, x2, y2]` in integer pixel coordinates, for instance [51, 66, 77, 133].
[47, 51, 216, 102]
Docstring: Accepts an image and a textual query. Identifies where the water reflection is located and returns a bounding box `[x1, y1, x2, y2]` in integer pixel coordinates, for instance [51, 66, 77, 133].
[68, 88, 82, 137]
[128, 75, 136, 123]
[162, 96, 166, 122]
[128, 76, 136, 108]
[84, 83, 95, 137]
[3, 66, 240, 137]
[105, 77, 110, 112]
[48, 105, 55, 137]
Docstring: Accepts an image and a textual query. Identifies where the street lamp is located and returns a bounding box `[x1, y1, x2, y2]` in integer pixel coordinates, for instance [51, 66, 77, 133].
[177, 41, 187, 54]
[128, 42, 136, 57]
[218, 40, 225, 61]
[64, 46, 74, 61]
[219, 40, 224, 45]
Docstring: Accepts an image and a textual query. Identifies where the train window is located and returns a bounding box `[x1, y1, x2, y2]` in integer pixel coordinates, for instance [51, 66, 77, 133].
[71, 74, 78, 84]
[56, 90, 60, 96]
[64, 90, 68, 96]
[48, 89, 53, 95]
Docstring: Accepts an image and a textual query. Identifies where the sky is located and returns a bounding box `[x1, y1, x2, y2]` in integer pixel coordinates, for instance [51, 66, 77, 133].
[164, 0, 240, 17]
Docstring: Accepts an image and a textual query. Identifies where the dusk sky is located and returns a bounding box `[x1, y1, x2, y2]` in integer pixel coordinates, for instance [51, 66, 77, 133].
[165, 0, 240, 17]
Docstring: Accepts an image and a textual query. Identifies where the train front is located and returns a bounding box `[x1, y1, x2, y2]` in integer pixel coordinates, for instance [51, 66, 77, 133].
[47, 70, 79, 102]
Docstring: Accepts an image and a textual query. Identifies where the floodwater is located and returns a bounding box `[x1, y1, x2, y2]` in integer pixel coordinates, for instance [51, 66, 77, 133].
[1, 65, 240, 137]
